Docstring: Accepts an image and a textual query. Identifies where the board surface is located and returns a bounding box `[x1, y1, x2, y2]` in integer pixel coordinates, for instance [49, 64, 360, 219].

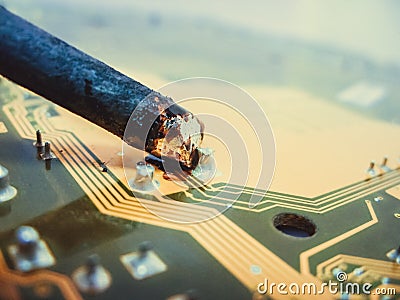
[0, 75, 400, 299]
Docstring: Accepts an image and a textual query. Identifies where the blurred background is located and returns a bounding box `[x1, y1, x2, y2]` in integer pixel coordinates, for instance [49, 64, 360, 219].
[2, 0, 399, 124]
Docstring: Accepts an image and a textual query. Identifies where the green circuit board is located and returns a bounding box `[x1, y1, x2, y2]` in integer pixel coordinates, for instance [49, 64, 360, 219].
[0, 77, 399, 300]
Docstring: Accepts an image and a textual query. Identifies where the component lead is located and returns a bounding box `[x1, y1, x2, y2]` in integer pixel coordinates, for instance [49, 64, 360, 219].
[33, 129, 44, 148]
[120, 241, 167, 280]
[380, 156, 391, 173]
[72, 254, 112, 294]
[16, 226, 39, 253]
[128, 161, 159, 193]
[366, 160, 376, 178]
[40, 142, 56, 161]
[0, 164, 17, 203]
[191, 148, 216, 184]
[138, 241, 153, 259]
[8, 226, 55, 272]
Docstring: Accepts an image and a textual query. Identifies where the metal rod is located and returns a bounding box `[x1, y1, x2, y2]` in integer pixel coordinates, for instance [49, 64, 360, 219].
[0, 6, 203, 169]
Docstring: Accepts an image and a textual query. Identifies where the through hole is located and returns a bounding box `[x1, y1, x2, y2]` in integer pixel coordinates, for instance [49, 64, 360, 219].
[273, 213, 316, 238]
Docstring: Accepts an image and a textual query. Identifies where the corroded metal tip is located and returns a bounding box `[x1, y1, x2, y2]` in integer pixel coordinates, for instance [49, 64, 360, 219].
[125, 92, 204, 171]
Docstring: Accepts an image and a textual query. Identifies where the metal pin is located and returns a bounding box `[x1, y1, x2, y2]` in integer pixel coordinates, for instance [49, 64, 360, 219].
[72, 254, 112, 294]
[86, 254, 99, 276]
[40, 142, 56, 161]
[380, 156, 391, 173]
[191, 148, 216, 184]
[8, 225, 55, 272]
[138, 241, 153, 259]
[0, 164, 17, 203]
[369, 161, 375, 169]
[33, 129, 44, 148]
[16, 226, 40, 255]
[44, 142, 51, 157]
[128, 161, 159, 193]
[366, 160, 376, 178]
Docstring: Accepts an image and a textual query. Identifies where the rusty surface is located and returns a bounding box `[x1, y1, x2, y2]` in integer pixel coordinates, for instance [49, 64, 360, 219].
[0, 6, 203, 169]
